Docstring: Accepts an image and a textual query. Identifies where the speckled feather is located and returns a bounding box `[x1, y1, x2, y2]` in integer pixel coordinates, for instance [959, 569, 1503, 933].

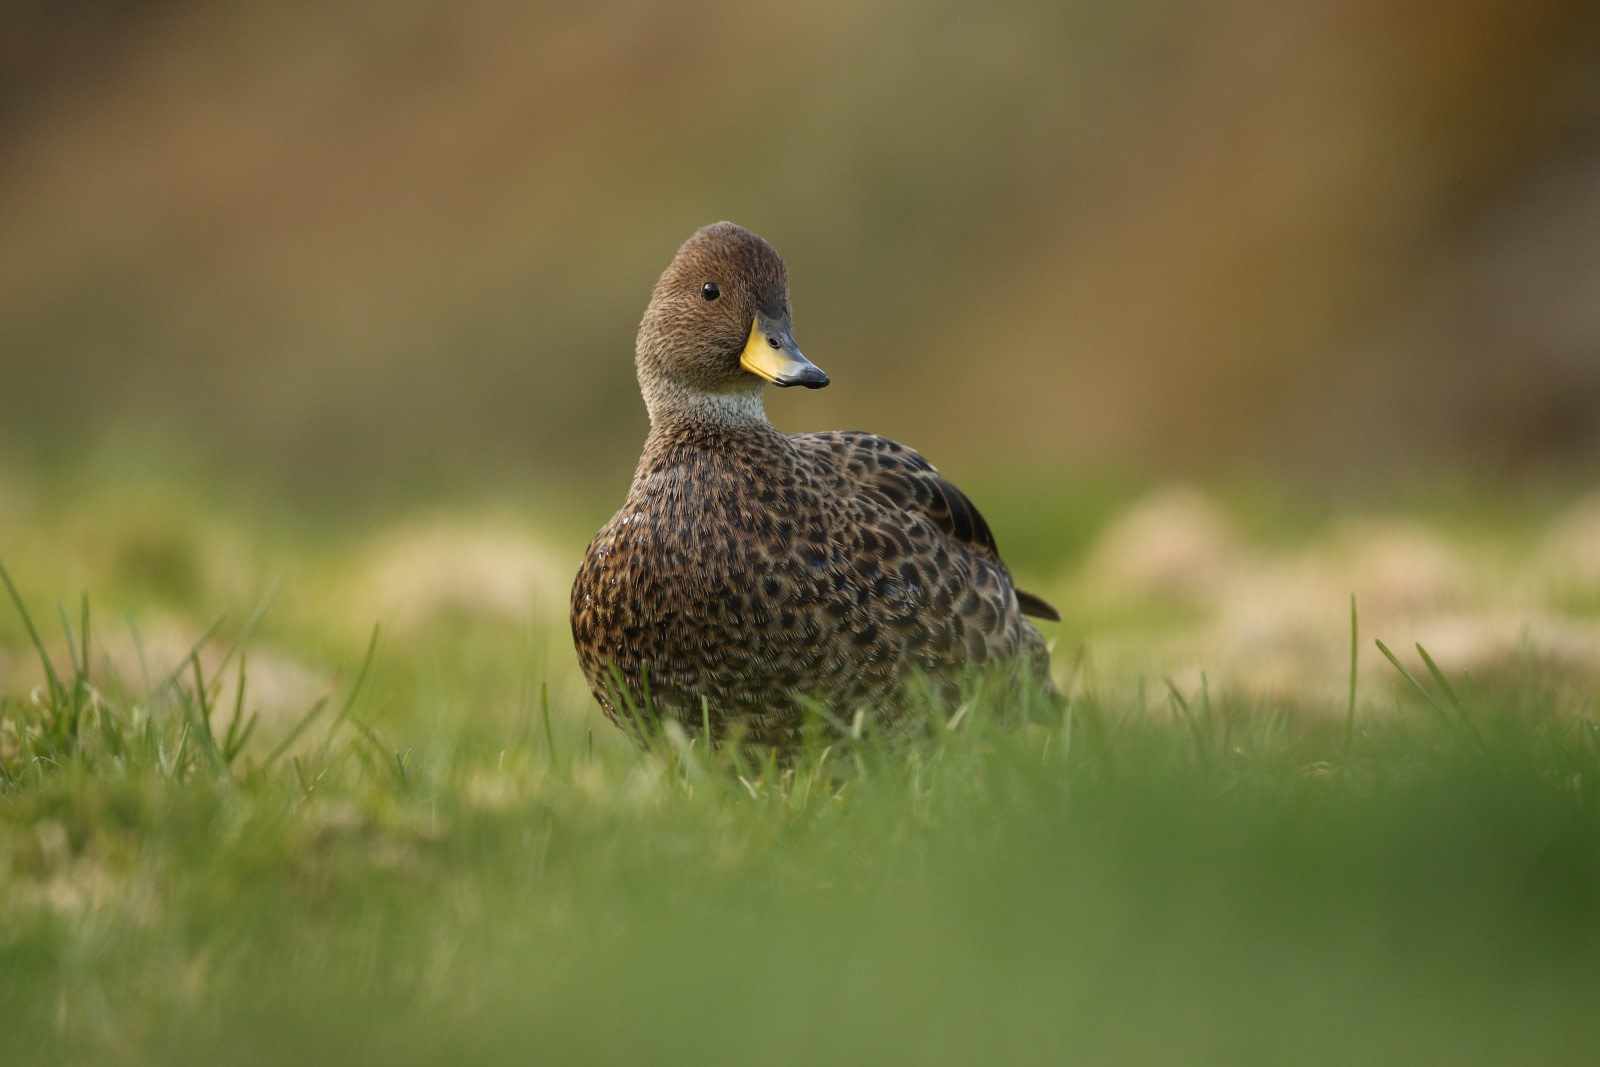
[571, 223, 1055, 749]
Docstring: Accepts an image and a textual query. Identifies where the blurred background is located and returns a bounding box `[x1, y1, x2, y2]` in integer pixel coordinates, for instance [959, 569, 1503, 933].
[8, 9, 1600, 1060]
[1, 0, 1598, 505]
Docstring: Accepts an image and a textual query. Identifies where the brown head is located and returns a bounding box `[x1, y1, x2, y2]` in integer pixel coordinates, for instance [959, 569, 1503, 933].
[636, 222, 828, 428]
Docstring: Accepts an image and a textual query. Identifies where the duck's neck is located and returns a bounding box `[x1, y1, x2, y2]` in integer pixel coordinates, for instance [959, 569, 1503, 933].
[642, 379, 774, 438]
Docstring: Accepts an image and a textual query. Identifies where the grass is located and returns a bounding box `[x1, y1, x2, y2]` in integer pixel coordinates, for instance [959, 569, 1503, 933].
[2, 475, 1599, 1065]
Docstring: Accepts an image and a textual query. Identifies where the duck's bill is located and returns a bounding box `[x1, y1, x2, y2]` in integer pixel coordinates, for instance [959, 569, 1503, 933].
[740, 314, 829, 388]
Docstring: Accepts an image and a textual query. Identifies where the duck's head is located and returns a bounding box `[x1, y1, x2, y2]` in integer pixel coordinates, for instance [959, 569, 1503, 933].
[636, 222, 828, 427]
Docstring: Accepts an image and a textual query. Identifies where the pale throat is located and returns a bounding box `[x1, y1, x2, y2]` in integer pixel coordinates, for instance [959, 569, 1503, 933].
[642, 376, 772, 431]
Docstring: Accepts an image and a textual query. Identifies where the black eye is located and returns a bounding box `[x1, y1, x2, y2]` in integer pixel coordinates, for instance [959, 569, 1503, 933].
[701, 281, 720, 301]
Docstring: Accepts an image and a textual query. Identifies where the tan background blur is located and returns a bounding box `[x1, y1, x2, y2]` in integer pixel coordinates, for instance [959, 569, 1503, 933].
[2, 0, 1598, 501]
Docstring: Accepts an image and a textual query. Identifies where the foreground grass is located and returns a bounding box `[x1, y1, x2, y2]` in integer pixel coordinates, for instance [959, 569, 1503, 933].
[2, 579, 1598, 1066]
[1, 466, 1598, 1064]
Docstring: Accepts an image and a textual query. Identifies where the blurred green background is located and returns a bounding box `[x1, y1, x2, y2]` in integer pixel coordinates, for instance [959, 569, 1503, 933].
[5, 10, 1600, 1064]
[4, 0, 1598, 504]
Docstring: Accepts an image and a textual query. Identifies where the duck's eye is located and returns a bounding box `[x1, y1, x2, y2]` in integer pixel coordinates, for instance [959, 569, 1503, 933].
[701, 282, 720, 301]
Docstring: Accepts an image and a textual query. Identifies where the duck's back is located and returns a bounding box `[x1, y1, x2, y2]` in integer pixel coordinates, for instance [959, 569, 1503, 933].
[570, 425, 1051, 747]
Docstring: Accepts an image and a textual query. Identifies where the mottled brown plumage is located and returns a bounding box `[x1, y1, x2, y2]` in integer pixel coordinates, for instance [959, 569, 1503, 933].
[571, 222, 1056, 749]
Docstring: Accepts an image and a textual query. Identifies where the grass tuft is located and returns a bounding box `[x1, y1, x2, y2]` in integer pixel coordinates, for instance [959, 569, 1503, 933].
[2, 534, 1599, 1064]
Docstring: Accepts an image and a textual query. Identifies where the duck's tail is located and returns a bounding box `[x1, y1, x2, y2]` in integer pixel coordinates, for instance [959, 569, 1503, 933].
[1014, 588, 1060, 622]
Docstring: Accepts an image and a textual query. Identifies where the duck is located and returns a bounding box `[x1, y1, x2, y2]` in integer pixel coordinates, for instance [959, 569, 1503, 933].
[570, 222, 1057, 750]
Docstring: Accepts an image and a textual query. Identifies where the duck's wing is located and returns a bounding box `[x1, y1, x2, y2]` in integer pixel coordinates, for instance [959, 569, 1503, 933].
[793, 431, 1060, 622]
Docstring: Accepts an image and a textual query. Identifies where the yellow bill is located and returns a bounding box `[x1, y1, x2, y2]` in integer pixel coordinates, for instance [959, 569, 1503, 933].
[739, 312, 829, 389]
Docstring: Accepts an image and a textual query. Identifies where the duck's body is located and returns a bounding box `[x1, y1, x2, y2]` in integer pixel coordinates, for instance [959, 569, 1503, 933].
[571, 222, 1055, 748]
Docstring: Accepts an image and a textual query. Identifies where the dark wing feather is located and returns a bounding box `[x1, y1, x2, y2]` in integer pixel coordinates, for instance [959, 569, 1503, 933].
[922, 472, 995, 556]
[795, 431, 1058, 620]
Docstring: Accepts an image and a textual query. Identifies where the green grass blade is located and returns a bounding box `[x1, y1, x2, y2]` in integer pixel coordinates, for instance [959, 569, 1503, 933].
[1374, 638, 1455, 728]
[328, 624, 382, 735]
[1164, 677, 1213, 768]
[151, 615, 228, 697]
[57, 603, 82, 681]
[212, 577, 285, 682]
[79, 592, 91, 684]
[1414, 643, 1465, 716]
[0, 558, 66, 703]
[256, 692, 332, 774]
[1415, 642, 1486, 748]
[126, 614, 152, 694]
[256, 626, 379, 776]
[1344, 594, 1359, 752]
[222, 655, 260, 762]
[184, 654, 233, 780]
[540, 681, 558, 766]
